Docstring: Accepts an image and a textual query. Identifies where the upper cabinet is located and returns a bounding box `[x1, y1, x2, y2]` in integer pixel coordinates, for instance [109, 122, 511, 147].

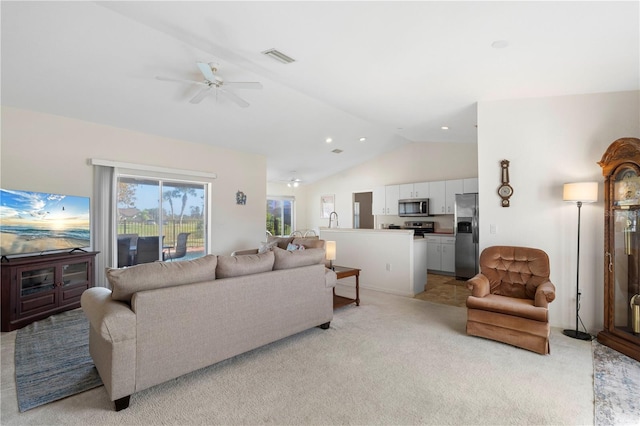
[385, 185, 400, 215]
[429, 181, 446, 214]
[373, 185, 400, 215]
[372, 186, 386, 215]
[463, 178, 478, 193]
[445, 179, 463, 214]
[399, 182, 429, 199]
[375, 177, 478, 216]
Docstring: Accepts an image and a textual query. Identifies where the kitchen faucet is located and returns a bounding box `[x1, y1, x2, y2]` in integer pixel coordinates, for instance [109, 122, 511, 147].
[328, 211, 339, 228]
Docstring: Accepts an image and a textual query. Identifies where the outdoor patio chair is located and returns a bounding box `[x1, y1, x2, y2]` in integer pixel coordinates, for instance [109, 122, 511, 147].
[135, 236, 160, 264]
[167, 232, 190, 261]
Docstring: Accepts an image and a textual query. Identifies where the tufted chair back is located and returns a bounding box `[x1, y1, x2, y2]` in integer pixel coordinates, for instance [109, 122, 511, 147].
[479, 246, 551, 300]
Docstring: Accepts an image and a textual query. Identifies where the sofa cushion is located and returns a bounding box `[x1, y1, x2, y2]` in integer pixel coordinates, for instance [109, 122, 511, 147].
[292, 237, 325, 249]
[272, 246, 326, 270]
[107, 254, 218, 303]
[216, 251, 275, 278]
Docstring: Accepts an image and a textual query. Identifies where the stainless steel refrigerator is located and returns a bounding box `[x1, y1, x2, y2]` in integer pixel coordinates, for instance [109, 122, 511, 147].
[455, 193, 479, 279]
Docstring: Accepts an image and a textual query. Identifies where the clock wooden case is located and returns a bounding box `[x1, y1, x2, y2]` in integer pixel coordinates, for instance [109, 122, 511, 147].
[598, 137, 640, 362]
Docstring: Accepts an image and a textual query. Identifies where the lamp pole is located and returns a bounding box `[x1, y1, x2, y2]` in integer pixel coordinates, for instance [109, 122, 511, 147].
[563, 200, 592, 340]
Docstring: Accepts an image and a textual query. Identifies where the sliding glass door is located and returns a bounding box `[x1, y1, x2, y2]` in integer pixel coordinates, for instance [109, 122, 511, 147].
[116, 175, 207, 265]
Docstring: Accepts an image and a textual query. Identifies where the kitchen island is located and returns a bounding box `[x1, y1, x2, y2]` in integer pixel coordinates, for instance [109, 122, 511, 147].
[319, 228, 427, 297]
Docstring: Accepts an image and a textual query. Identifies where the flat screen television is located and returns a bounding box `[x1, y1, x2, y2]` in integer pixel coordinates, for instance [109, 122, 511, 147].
[0, 189, 91, 258]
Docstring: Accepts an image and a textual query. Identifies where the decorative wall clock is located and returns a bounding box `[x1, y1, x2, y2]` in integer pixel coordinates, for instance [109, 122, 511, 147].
[498, 160, 513, 207]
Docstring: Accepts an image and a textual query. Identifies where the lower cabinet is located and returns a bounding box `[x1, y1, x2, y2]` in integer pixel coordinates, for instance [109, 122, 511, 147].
[1, 251, 98, 331]
[426, 236, 455, 273]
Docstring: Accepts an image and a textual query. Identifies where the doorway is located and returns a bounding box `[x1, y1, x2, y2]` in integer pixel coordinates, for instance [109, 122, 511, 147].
[353, 192, 374, 229]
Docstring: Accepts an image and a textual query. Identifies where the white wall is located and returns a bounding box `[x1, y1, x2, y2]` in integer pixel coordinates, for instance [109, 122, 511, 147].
[478, 90, 640, 332]
[1, 107, 267, 259]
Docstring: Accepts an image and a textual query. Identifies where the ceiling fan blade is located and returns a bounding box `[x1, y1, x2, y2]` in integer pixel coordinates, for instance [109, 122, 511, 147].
[189, 87, 212, 104]
[225, 82, 263, 90]
[156, 75, 205, 85]
[196, 62, 217, 82]
[220, 88, 249, 108]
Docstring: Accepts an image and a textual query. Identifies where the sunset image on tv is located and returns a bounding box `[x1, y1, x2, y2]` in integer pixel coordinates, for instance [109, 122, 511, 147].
[0, 189, 90, 256]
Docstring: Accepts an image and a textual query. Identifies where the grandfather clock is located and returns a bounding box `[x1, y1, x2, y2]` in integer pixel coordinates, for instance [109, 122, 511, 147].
[598, 137, 640, 362]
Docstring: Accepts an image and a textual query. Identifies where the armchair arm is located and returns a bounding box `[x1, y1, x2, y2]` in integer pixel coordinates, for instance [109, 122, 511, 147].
[534, 281, 556, 308]
[466, 273, 490, 297]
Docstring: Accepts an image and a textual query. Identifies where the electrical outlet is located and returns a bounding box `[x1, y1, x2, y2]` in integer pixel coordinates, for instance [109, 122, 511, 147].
[490, 224, 497, 234]
[386, 263, 392, 271]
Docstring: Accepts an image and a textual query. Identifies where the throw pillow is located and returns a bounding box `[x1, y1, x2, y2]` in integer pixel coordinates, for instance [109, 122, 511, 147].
[286, 243, 306, 251]
[108, 254, 218, 303]
[292, 237, 325, 249]
[258, 240, 278, 253]
[216, 250, 275, 278]
[272, 246, 325, 270]
[266, 235, 294, 250]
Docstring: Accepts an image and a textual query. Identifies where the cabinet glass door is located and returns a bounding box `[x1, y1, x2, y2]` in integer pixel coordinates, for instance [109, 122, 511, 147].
[20, 266, 55, 297]
[611, 167, 640, 337]
[62, 262, 89, 287]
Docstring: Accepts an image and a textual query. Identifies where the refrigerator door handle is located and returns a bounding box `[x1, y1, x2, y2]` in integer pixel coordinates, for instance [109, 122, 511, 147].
[472, 208, 479, 244]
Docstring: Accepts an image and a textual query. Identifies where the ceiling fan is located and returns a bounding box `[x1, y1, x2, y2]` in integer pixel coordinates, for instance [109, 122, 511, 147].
[156, 62, 262, 108]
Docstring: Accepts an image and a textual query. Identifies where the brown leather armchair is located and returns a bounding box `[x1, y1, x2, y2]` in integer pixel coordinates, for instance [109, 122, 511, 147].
[466, 246, 556, 355]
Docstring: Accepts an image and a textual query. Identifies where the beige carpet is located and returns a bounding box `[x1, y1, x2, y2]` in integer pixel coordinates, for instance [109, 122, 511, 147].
[1, 289, 594, 425]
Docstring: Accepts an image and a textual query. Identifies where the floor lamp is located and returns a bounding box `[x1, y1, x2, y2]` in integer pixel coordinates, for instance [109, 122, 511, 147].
[562, 182, 598, 340]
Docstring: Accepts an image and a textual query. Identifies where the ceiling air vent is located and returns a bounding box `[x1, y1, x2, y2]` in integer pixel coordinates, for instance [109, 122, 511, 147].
[332, 149, 343, 154]
[262, 48, 295, 64]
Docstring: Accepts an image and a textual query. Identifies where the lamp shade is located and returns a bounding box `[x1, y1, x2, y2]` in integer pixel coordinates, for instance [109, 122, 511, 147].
[325, 241, 336, 261]
[563, 182, 598, 203]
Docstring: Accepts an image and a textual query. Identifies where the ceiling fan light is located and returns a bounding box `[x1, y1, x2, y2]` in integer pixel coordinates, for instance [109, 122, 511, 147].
[262, 49, 296, 64]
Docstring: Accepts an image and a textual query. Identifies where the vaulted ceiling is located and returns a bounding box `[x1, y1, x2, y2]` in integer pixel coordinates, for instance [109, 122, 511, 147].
[2, 1, 638, 184]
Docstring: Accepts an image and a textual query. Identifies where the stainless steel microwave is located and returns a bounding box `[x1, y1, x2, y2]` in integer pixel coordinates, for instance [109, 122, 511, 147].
[398, 198, 430, 217]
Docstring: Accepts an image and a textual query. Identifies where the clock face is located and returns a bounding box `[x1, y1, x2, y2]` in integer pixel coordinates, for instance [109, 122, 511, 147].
[498, 184, 513, 198]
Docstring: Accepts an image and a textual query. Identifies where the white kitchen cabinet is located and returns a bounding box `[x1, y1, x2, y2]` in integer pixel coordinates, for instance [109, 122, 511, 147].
[441, 238, 456, 272]
[426, 235, 455, 273]
[400, 182, 430, 199]
[413, 181, 429, 199]
[399, 183, 413, 199]
[429, 181, 446, 214]
[463, 178, 478, 193]
[373, 185, 400, 215]
[385, 185, 400, 215]
[372, 186, 386, 215]
[445, 179, 463, 214]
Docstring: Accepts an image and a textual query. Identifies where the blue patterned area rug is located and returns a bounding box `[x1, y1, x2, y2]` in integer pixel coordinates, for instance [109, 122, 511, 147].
[14, 309, 102, 412]
[593, 340, 640, 425]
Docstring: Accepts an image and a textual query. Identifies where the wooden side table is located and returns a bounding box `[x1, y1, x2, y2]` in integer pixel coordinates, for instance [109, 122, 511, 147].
[332, 266, 360, 309]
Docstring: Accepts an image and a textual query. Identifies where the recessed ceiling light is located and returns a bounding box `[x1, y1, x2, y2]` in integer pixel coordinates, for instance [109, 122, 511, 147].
[491, 40, 509, 49]
[325, 137, 333, 143]
[261, 48, 296, 64]
[441, 126, 449, 130]
[359, 137, 366, 142]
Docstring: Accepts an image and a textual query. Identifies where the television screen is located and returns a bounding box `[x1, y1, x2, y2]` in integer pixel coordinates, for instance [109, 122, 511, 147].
[0, 189, 91, 257]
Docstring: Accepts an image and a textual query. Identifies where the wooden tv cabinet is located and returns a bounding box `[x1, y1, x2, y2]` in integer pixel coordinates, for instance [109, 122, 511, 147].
[1, 251, 98, 332]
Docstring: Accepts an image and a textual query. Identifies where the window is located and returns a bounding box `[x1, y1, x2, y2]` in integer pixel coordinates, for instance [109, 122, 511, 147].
[267, 196, 294, 237]
[116, 174, 208, 265]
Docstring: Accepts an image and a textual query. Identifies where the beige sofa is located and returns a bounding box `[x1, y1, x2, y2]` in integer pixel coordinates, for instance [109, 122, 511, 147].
[81, 247, 336, 411]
